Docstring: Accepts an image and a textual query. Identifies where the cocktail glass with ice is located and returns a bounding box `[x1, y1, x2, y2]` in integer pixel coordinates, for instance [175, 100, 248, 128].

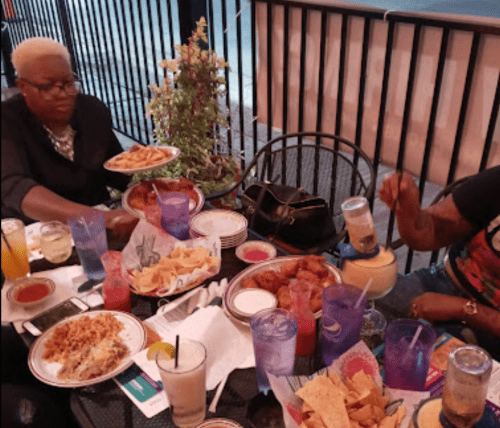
[384, 319, 436, 391]
[156, 339, 207, 428]
[250, 308, 298, 394]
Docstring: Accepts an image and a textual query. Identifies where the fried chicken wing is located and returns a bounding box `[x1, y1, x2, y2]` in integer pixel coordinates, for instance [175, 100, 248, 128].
[241, 277, 260, 289]
[276, 285, 292, 310]
[280, 259, 300, 278]
[296, 269, 320, 285]
[252, 270, 288, 294]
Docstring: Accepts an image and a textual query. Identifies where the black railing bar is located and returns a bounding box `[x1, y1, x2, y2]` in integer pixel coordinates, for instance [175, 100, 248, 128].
[154, 1, 165, 75]
[100, 0, 127, 131]
[372, 20, 395, 197]
[282, 4, 290, 145]
[145, 0, 160, 85]
[235, 0, 245, 172]
[297, 6, 308, 138]
[137, 0, 155, 142]
[448, 31, 480, 183]
[129, 0, 150, 143]
[266, 1, 273, 143]
[334, 14, 348, 142]
[71, 1, 96, 95]
[164, 0, 176, 61]
[253, 0, 386, 20]
[221, 0, 233, 152]
[82, 0, 106, 103]
[18, 1, 35, 40]
[315, 10, 328, 137]
[251, 0, 258, 156]
[480, 71, 500, 171]
[419, 28, 449, 200]
[65, 3, 87, 91]
[115, 0, 137, 137]
[386, 11, 500, 36]
[56, 0, 78, 73]
[46, 2, 63, 44]
[352, 17, 371, 196]
[314, 10, 328, 195]
[395, 23, 421, 274]
[90, 0, 115, 122]
[121, 0, 143, 142]
[40, 1, 55, 38]
[31, 0, 48, 38]
[207, 0, 216, 52]
[5, 8, 22, 51]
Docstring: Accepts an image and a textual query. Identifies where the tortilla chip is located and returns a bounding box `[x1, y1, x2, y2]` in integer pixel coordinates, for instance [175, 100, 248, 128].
[296, 375, 351, 428]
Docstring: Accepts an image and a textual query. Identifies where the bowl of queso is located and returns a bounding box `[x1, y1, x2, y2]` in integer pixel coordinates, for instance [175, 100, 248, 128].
[236, 241, 277, 264]
[7, 277, 56, 308]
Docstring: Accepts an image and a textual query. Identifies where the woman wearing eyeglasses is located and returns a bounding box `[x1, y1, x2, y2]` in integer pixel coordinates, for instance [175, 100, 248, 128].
[1, 37, 137, 238]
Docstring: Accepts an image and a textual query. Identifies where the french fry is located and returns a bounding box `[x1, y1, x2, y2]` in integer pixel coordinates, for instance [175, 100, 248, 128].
[106, 145, 172, 170]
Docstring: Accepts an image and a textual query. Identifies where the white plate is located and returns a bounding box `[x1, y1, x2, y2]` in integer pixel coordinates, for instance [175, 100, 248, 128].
[122, 178, 204, 219]
[104, 146, 180, 175]
[190, 210, 248, 238]
[28, 310, 147, 388]
[223, 256, 343, 326]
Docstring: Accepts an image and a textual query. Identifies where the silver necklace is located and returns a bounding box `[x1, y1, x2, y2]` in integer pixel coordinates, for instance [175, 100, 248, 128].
[43, 124, 75, 161]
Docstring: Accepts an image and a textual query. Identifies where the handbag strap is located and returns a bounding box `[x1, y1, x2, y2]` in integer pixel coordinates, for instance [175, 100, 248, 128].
[274, 187, 305, 235]
[247, 176, 281, 230]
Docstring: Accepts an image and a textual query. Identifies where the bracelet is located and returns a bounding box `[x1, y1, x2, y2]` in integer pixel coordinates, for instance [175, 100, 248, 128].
[461, 298, 478, 324]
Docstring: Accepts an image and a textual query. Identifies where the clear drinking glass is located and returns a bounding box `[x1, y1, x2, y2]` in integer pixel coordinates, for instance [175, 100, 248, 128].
[1, 219, 30, 280]
[441, 345, 492, 428]
[40, 221, 72, 263]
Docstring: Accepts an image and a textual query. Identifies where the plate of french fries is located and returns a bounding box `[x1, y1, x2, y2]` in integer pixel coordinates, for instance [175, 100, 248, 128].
[104, 144, 180, 174]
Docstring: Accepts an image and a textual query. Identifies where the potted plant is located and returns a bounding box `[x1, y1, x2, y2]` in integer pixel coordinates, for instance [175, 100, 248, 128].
[133, 17, 238, 200]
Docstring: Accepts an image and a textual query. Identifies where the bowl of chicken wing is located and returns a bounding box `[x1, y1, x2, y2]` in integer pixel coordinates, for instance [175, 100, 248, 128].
[223, 255, 342, 326]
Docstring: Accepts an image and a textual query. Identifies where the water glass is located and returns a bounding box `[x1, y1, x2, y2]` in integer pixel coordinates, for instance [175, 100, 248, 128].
[384, 319, 436, 391]
[67, 211, 108, 281]
[1, 218, 30, 280]
[321, 283, 367, 365]
[441, 345, 492, 428]
[250, 308, 298, 394]
[341, 196, 378, 253]
[40, 221, 72, 263]
[157, 192, 190, 240]
[156, 339, 207, 428]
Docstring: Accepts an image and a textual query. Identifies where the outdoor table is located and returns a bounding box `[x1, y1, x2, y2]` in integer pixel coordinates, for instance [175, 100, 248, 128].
[20, 224, 400, 428]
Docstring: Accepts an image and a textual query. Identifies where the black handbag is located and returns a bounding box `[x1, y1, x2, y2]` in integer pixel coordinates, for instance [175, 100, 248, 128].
[241, 183, 336, 247]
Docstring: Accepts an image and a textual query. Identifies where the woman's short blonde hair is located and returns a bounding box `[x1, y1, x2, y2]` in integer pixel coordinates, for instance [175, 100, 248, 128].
[12, 37, 71, 78]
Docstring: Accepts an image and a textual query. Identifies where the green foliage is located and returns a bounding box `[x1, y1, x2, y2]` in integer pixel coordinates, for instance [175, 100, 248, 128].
[134, 17, 236, 195]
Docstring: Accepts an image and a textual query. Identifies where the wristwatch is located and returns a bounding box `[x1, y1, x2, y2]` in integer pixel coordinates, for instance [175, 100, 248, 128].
[461, 298, 478, 324]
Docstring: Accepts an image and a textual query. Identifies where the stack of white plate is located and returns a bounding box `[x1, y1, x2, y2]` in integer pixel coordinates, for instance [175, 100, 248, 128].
[190, 210, 248, 249]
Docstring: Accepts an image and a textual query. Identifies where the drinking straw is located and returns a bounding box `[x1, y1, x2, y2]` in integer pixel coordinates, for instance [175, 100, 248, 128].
[409, 324, 423, 350]
[1, 227, 24, 270]
[175, 335, 180, 368]
[80, 216, 104, 263]
[152, 183, 161, 200]
[385, 171, 403, 250]
[354, 278, 373, 309]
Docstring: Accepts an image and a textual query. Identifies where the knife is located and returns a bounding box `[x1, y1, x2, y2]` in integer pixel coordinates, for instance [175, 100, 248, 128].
[77, 278, 100, 293]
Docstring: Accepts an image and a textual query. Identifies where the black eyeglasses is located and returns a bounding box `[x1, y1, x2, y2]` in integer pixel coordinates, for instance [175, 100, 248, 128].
[20, 73, 82, 98]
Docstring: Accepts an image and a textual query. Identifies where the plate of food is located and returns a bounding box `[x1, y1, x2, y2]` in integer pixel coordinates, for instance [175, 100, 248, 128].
[28, 310, 147, 388]
[122, 178, 204, 219]
[104, 144, 180, 174]
[223, 255, 342, 326]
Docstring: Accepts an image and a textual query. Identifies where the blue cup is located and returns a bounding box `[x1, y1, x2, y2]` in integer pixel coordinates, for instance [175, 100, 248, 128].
[67, 211, 108, 281]
[321, 283, 367, 366]
[157, 192, 190, 240]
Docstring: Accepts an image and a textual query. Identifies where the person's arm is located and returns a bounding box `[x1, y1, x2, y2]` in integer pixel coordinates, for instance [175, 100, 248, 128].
[410, 292, 500, 338]
[378, 172, 477, 251]
[21, 185, 138, 237]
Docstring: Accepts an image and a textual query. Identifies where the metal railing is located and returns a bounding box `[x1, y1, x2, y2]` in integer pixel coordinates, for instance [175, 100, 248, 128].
[2, 0, 499, 272]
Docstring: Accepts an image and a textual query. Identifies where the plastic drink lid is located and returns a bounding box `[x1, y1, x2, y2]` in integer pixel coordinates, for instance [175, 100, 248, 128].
[231, 289, 277, 318]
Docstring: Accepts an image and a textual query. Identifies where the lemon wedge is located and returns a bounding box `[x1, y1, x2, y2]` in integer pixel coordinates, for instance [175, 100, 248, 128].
[146, 341, 175, 361]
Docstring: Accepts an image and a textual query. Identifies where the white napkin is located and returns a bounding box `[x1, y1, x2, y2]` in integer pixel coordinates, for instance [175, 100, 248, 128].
[135, 305, 253, 392]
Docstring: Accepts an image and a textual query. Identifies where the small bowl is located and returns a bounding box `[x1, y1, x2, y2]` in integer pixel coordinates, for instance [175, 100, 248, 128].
[235, 241, 277, 264]
[229, 288, 278, 322]
[194, 419, 244, 428]
[7, 277, 56, 308]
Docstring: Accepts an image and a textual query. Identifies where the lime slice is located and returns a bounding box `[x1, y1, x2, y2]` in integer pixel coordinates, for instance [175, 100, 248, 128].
[146, 341, 175, 361]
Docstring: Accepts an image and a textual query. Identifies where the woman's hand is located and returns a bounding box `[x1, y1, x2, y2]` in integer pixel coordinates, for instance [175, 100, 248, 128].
[103, 209, 139, 238]
[409, 293, 463, 322]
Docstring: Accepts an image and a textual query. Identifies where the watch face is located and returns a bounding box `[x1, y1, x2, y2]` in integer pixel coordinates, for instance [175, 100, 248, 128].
[464, 300, 478, 315]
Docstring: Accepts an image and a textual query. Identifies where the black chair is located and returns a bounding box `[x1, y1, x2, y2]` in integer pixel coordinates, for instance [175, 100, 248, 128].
[206, 132, 376, 254]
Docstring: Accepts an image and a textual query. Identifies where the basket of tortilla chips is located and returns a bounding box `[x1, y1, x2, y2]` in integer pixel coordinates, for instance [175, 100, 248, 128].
[269, 341, 407, 428]
[122, 219, 221, 297]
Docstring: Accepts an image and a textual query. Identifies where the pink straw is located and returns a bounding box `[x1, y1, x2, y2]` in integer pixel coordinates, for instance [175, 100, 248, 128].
[355, 279, 373, 309]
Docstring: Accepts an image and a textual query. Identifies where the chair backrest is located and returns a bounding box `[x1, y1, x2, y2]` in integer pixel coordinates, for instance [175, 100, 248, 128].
[249, 132, 376, 236]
